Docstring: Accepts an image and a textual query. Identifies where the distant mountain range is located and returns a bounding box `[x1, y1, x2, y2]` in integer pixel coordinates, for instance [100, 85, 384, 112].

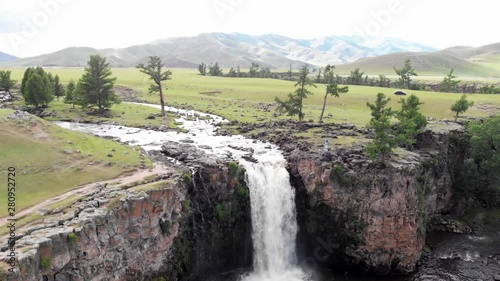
[0, 33, 436, 68]
[0, 51, 17, 62]
[2, 33, 499, 77]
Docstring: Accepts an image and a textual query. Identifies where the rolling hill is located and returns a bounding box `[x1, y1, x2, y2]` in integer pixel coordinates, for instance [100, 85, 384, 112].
[335, 43, 500, 77]
[0, 51, 17, 62]
[1, 33, 435, 68]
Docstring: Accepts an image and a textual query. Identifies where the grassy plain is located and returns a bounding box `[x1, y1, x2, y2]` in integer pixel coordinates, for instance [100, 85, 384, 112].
[5, 67, 500, 126]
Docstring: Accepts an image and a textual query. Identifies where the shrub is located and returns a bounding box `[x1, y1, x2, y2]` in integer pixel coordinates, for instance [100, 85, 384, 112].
[67, 233, 77, 244]
[182, 172, 192, 184]
[228, 161, 240, 177]
[40, 256, 51, 270]
[330, 165, 343, 181]
[235, 182, 249, 199]
[181, 199, 192, 213]
[216, 203, 226, 220]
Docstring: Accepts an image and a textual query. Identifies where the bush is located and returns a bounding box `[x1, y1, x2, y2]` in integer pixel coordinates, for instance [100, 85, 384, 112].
[40, 256, 51, 270]
[228, 161, 240, 177]
[181, 199, 192, 213]
[67, 233, 77, 244]
[235, 182, 249, 199]
[216, 203, 226, 220]
[182, 172, 192, 184]
[330, 165, 343, 181]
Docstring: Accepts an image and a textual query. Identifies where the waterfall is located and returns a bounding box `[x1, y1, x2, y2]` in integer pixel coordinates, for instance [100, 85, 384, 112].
[240, 159, 310, 281]
[55, 102, 312, 280]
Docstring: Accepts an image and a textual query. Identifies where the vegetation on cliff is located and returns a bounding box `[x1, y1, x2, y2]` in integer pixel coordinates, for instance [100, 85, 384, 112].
[462, 116, 500, 206]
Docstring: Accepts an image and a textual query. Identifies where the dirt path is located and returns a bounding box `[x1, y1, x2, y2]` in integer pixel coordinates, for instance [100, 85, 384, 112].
[0, 163, 169, 227]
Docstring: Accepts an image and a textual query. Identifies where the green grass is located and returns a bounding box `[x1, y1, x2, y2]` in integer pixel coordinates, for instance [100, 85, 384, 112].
[6, 68, 500, 126]
[42, 100, 178, 129]
[0, 109, 151, 217]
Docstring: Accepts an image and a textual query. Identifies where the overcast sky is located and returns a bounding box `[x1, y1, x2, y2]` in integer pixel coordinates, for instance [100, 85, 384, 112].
[0, 0, 498, 58]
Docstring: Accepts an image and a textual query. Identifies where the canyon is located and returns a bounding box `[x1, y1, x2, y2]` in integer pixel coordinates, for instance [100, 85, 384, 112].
[0, 107, 498, 281]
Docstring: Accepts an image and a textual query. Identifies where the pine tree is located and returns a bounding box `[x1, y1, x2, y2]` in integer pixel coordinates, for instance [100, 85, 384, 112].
[64, 79, 77, 109]
[53, 75, 65, 101]
[318, 65, 349, 123]
[0, 70, 16, 93]
[451, 95, 474, 122]
[79, 55, 119, 110]
[275, 65, 316, 122]
[21, 67, 54, 107]
[394, 59, 418, 89]
[396, 94, 427, 146]
[366, 93, 395, 162]
[439, 69, 461, 92]
[137, 56, 172, 116]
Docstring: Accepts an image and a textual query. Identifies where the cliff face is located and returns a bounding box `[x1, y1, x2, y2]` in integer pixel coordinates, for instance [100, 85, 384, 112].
[1, 162, 251, 281]
[289, 129, 466, 275]
[162, 165, 252, 281]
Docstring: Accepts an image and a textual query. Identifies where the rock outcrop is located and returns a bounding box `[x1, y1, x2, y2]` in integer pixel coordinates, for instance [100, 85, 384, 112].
[288, 129, 467, 275]
[0, 159, 251, 281]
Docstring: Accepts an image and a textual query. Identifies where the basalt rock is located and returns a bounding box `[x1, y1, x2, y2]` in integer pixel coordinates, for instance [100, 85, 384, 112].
[288, 129, 467, 275]
[0, 160, 252, 281]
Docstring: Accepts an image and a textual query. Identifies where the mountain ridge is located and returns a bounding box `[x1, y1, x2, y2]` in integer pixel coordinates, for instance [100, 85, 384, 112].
[1, 33, 436, 68]
[0, 51, 17, 62]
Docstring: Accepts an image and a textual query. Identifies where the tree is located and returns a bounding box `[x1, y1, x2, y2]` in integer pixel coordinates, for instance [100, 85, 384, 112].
[439, 68, 461, 92]
[394, 59, 417, 89]
[463, 116, 500, 206]
[249, 62, 259, 77]
[24, 73, 53, 107]
[377, 74, 390, 88]
[53, 75, 65, 101]
[479, 84, 500, 94]
[21, 67, 54, 108]
[316, 68, 322, 83]
[366, 93, 395, 162]
[198, 63, 207, 76]
[451, 94, 474, 122]
[137, 56, 172, 116]
[0, 70, 16, 93]
[275, 65, 316, 122]
[208, 62, 223, 76]
[318, 65, 349, 123]
[236, 66, 242, 77]
[259, 67, 271, 78]
[347, 68, 364, 85]
[79, 55, 119, 110]
[395, 94, 427, 146]
[64, 79, 77, 109]
[228, 67, 237, 77]
[287, 64, 293, 81]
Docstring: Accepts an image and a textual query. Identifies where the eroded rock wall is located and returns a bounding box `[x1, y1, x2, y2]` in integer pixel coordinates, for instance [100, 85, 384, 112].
[289, 130, 466, 275]
[2, 163, 251, 281]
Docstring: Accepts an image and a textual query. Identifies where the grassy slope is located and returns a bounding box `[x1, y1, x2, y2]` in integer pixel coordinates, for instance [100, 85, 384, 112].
[5, 68, 500, 126]
[334, 51, 500, 78]
[0, 109, 151, 217]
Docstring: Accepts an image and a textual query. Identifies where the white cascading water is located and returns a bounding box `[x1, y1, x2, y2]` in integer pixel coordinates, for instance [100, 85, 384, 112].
[240, 159, 310, 281]
[55, 102, 311, 281]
